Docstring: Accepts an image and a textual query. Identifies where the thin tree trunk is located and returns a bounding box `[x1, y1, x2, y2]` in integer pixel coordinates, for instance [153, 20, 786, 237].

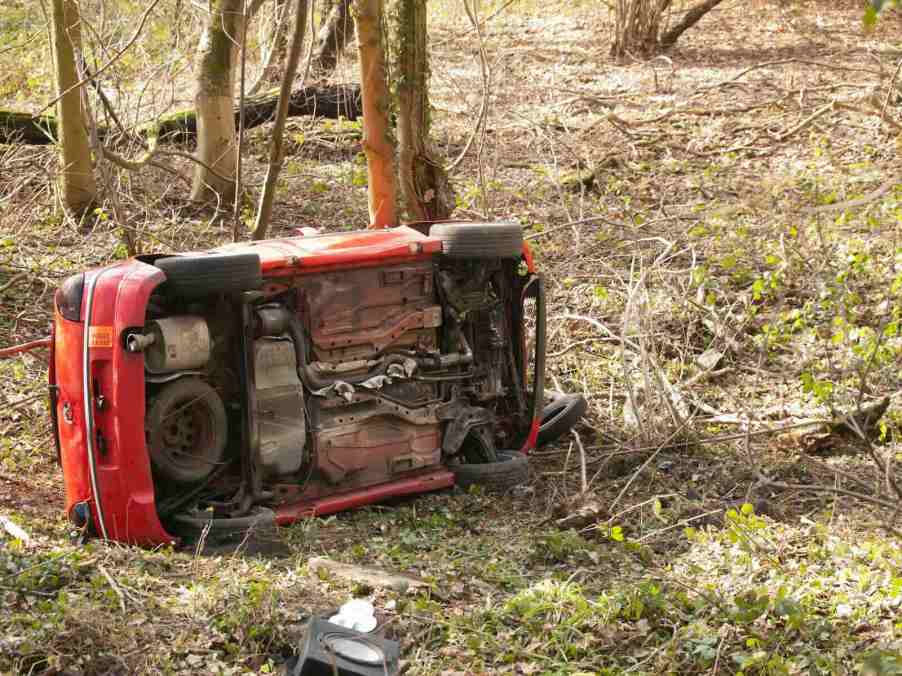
[253, 0, 309, 240]
[250, 0, 291, 93]
[190, 0, 244, 205]
[311, 0, 353, 74]
[659, 0, 724, 48]
[392, 0, 452, 222]
[354, 0, 397, 228]
[51, 0, 96, 215]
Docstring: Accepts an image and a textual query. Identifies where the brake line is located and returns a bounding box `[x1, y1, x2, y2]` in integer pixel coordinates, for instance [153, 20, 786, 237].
[0, 337, 51, 359]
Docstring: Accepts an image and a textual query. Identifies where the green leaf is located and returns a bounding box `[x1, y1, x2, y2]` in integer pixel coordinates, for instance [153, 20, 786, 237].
[864, 6, 879, 28]
[610, 526, 624, 542]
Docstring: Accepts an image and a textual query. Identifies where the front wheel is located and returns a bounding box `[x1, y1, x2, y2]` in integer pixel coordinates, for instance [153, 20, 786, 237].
[451, 450, 528, 491]
[430, 222, 523, 259]
[537, 392, 588, 447]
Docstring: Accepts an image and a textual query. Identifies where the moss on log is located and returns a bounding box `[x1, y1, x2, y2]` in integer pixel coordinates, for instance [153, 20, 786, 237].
[0, 111, 58, 145]
[0, 83, 361, 146]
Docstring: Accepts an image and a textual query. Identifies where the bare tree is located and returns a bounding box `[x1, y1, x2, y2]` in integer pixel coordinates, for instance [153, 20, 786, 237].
[391, 0, 452, 222]
[611, 0, 725, 57]
[249, 0, 291, 94]
[659, 0, 725, 49]
[253, 0, 310, 239]
[354, 0, 397, 228]
[311, 0, 354, 75]
[50, 0, 96, 215]
[190, 0, 246, 205]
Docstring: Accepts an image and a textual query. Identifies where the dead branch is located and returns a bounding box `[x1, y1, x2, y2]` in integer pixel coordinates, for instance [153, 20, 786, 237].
[35, 0, 164, 117]
[659, 0, 726, 49]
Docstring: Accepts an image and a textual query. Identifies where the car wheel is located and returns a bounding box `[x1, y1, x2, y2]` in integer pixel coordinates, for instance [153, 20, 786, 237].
[155, 253, 262, 297]
[167, 506, 277, 540]
[451, 450, 528, 491]
[537, 391, 588, 447]
[146, 377, 227, 484]
[430, 222, 523, 259]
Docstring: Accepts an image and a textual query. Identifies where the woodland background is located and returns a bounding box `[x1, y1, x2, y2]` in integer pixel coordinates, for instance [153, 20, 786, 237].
[1, 0, 902, 673]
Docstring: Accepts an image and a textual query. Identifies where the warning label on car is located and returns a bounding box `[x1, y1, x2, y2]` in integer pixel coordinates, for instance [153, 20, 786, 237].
[89, 326, 114, 348]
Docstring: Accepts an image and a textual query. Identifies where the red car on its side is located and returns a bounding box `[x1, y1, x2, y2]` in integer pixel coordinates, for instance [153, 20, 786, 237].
[49, 222, 584, 546]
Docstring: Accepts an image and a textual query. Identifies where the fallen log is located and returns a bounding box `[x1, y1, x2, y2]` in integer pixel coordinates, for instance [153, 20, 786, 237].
[0, 82, 361, 146]
[307, 556, 428, 592]
[0, 111, 56, 145]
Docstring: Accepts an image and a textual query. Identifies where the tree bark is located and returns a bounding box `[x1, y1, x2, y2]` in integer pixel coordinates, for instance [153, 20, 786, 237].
[50, 0, 96, 215]
[250, 0, 291, 94]
[0, 84, 361, 146]
[354, 0, 397, 228]
[311, 0, 353, 74]
[253, 0, 309, 240]
[190, 0, 245, 205]
[659, 0, 724, 48]
[392, 0, 452, 222]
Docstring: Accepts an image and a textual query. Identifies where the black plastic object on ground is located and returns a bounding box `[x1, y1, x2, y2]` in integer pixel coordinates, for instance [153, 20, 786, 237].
[285, 617, 400, 676]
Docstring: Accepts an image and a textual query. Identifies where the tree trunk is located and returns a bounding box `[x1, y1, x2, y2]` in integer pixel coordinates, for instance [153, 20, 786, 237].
[253, 0, 309, 240]
[190, 0, 245, 205]
[391, 0, 452, 222]
[250, 0, 291, 93]
[311, 0, 353, 74]
[354, 0, 397, 229]
[50, 0, 96, 215]
[659, 0, 725, 48]
[0, 84, 361, 146]
[610, 0, 670, 58]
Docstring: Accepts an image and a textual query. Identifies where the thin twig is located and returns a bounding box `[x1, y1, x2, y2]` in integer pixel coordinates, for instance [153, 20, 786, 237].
[34, 0, 164, 117]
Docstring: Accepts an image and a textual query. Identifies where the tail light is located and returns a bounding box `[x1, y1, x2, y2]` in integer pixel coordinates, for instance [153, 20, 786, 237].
[55, 273, 85, 321]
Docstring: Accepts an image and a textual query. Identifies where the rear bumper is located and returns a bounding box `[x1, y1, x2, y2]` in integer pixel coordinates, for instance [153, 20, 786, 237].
[53, 260, 175, 545]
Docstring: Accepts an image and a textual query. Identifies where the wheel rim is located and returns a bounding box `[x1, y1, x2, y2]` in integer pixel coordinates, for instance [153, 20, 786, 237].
[159, 394, 216, 473]
[460, 426, 498, 464]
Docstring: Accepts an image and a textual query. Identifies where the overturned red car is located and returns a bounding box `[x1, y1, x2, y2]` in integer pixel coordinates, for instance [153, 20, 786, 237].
[49, 222, 583, 546]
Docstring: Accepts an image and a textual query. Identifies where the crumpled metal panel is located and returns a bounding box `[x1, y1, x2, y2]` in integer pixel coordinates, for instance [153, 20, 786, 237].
[299, 262, 440, 361]
[316, 417, 441, 487]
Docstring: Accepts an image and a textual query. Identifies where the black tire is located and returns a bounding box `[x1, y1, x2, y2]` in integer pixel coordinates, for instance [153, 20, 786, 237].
[146, 377, 228, 484]
[168, 506, 276, 540]
[451, 450, 528, 491]
[430, 222, 523, 259]
[167, 507, 287, 554]
[537, 392, 588, 447]
[155, 253, 262, 297]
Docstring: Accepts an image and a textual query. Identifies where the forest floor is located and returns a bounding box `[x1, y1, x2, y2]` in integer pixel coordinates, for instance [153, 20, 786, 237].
[2, 0, 902, 673]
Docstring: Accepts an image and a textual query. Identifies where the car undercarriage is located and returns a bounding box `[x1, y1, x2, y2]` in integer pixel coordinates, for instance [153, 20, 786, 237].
[51, 223, 580, 545]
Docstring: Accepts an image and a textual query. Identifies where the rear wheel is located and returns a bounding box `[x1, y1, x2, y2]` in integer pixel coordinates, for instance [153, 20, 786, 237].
[167, 506, 276, 540]
[451, 450, 528, 491]
[155, 253, 262, 297]
[146, 378, 227, 484]
[430, 222, 523, 259]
